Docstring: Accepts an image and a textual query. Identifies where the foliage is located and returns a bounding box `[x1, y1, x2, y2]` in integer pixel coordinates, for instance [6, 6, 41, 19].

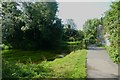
[57, 41, 85, 54]
[1, 2, 86, 52]
[2, 50, 87, 78]
[0, 44, 10, 50]
[61, 24, 85, 51]
[83, 18, 100, 44]
[2, 2, 24, 48]
[106, 46, 119, 63]
[63, 25, 84, 42]
[2, 2, 63, 50]
[102, 2, 120, 63]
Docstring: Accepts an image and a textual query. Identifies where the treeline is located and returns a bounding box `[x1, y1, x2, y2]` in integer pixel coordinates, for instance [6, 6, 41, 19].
[2, 2, 85, 51]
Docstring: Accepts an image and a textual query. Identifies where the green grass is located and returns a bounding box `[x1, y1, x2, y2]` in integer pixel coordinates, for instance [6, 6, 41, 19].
[48, 50, 87, 78]
[3, 50, 87, 78]
[2, 50, 58, 63]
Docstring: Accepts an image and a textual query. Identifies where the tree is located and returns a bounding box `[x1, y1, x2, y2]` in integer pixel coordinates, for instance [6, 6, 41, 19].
[2, 2, 24, 48]
[83, 18, 100, 44]
[63, 24, 84, 42]
[2, 2, 63, 50]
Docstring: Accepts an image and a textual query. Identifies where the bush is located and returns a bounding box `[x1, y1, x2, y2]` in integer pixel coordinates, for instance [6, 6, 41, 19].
[106, 46, 120, 63]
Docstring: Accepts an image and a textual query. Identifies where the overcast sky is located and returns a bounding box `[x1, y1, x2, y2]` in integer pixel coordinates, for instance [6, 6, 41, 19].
[56, 2, 111, 30]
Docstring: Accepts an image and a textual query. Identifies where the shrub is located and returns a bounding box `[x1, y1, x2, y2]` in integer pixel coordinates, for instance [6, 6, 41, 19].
[106, 46, 120, 63]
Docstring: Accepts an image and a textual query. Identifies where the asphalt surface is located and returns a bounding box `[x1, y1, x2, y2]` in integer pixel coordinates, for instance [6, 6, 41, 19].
[87, 45, 118, 79]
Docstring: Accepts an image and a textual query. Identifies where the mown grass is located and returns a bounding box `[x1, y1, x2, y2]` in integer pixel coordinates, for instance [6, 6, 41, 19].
[3, 50, 87, 78]
[48, 50, 87, 78]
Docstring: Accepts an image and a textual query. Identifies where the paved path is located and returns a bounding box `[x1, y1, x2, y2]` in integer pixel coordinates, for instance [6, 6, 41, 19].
[87, 45, 118, 78]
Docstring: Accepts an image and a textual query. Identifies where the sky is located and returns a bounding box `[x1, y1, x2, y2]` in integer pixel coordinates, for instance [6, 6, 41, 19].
[56, 1, 112, 30]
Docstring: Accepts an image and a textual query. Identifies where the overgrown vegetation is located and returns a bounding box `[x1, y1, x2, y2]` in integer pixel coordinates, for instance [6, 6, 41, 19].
[3, 50, 87, 78]
[102, 2, 120, 63]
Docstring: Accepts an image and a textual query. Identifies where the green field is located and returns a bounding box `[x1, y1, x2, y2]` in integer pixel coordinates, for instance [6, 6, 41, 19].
[3, 50, 87, 78]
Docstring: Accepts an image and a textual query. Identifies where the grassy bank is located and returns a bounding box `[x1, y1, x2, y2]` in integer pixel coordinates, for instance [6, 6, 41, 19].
[48, 50, 87, 78]
[3, 50, 87, 78]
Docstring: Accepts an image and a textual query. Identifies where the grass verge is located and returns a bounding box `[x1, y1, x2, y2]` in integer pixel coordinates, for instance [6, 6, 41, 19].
[48, 50, 87, 78]
[3, 50, 87, 78]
